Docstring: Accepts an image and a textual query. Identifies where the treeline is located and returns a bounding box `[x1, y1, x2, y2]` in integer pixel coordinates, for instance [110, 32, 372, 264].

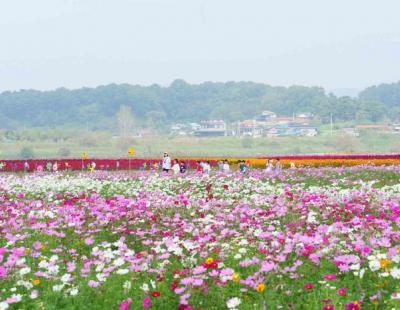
[0, 80, 399, 130]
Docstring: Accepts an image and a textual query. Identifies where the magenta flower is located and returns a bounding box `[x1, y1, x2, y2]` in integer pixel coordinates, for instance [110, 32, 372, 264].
[118, 298, 132, 310]
[345, 301, 361, 310]
[337, 287, 348, 296]
[0, 266, 7, 278]
[323, 274, 337, 281]
[143, 296, 152, 308]
[304, 283, 313, 289]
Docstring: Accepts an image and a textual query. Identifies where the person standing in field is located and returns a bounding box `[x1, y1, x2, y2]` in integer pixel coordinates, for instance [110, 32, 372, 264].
[222, 160, 230, 173]
[266, 159, 273, 173]
[53, 162, 58, 173]
[172, 159, 180, 175]
[162, 152, 171, 173]
[203, 161, 211, 175]
[179, 161, 187, 173]
[196, 161, 204, 173]
[24, 161, 30, 173]
[275, 158, 282, 173]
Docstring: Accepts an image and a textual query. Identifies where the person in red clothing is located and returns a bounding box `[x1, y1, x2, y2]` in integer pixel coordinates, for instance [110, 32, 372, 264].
[196, 161, 203, 173]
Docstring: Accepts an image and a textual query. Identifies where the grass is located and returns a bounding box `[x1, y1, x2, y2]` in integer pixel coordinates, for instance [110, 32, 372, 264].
[1, 132, 400, 159]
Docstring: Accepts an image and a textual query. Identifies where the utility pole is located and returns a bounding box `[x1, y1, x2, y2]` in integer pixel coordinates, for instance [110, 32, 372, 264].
[330, 113, 333, 136]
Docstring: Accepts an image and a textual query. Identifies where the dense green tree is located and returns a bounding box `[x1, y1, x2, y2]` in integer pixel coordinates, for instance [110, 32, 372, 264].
[0, 80, 399, 131]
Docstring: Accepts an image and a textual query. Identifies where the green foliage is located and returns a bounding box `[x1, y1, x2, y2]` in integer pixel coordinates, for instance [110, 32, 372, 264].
[57, 147, 71, 157]
[241, 136, 254, 149]
[1, 80, 399, 131]
[19, 146, 35, 159]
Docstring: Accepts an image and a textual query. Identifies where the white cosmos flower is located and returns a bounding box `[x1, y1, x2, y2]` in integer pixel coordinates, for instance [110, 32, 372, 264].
[369, 260, 380, 271]
[47, 265, 59, 275]
[61, 274, 72, 283]
[113, 258, 125, 267]
[53, 284, 64, 292]
[0, 301, 9, 310]
[116, 269, 129, 275]
[38, 260, 49, 269]
[96, 273, 106, 282]
[226, 297, 241, 309]
[19, 267, 31, 275]
[390, 267, 400, 279]
[70, 287, 79, 296]
[95, 263, 105, 272]
[140, 283, 149, 292]
[123, 281, 131, 290]
[30, 290, 38, 299]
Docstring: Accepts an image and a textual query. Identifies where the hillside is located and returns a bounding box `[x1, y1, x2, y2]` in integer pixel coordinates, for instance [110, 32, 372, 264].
[0, 80, 399, 130]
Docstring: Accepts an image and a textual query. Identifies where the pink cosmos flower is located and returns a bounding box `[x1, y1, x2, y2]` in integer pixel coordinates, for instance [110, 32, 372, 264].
[304, 283, 313, 289]
[323, 274, 337, 281]
[344, 301, 361, 310]
[143, 296, 151, 308]
[84, 237, 94, 245]
[0, 266, 7, 278]
[32, 241, 42, 251]
[67, 262, 76, 273]
[337, 287, 347, 296]
[88, 280, 100, 288]
[118, 298, 132, 310]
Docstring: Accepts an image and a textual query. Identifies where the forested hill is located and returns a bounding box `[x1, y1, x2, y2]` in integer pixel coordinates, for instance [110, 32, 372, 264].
[0, 80, 399, 130]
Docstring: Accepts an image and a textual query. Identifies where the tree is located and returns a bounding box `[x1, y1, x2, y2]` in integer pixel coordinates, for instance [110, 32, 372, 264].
[117, 105, 134, 139]
[19, 146, 35, 159]
[146, 111, 167, 133]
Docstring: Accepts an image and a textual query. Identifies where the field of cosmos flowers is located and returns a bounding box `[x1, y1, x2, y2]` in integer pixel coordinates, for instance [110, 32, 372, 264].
[1, 165, 400, 309]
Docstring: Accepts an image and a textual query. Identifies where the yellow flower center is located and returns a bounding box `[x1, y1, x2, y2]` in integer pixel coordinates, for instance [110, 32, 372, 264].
[32, 279, 41, 286]
[255, 283, 266, 293]
[380, 259, 391, 268]
[205, 257, 214, 265]
[232, 272, 240, 282]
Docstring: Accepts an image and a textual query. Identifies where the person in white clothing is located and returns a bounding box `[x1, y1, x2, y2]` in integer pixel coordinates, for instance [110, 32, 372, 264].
[171, 159, 180, 175]
[265, 159, 273, 173]
[275, 158, 282, 173]
[162, 152, 171, 172]
[203, 161, 211, 175]
[222, 160, 230, 172]
[52, 162, 58, 173]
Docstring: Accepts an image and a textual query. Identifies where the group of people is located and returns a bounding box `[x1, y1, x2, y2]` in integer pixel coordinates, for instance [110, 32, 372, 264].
[2, 154, 289, 174]
[265, 158, 282, 173]
[160, 152, 286, 175]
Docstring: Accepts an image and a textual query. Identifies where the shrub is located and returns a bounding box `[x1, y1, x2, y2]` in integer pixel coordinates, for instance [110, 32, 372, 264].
[58, 147, 71, 157]
[19, 146, 35, 159]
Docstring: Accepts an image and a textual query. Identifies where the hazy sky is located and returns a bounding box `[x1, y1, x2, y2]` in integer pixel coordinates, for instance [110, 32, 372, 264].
[1, 0, 400, 91]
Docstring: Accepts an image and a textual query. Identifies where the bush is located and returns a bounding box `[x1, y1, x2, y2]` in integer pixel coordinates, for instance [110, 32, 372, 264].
[19, 146, 35, 159]
[58, 147, 71, 157]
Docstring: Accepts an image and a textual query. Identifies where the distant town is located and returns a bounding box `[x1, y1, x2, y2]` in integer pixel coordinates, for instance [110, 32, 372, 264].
[168, 111, 400, 138]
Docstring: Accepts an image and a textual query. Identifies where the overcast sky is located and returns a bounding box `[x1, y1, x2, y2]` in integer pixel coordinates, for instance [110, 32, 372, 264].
[1, 0, 400, 91]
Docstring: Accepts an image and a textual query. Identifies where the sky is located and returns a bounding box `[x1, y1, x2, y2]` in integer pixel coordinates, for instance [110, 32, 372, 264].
[1, 0, 400, 92]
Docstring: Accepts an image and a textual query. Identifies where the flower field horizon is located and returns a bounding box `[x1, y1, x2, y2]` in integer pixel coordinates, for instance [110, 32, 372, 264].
[1, 153, 400, 172]
[1, 166, 400, 309]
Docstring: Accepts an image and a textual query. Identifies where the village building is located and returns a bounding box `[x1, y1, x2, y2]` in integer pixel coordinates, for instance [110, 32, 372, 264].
[194, 120, 227, 137]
